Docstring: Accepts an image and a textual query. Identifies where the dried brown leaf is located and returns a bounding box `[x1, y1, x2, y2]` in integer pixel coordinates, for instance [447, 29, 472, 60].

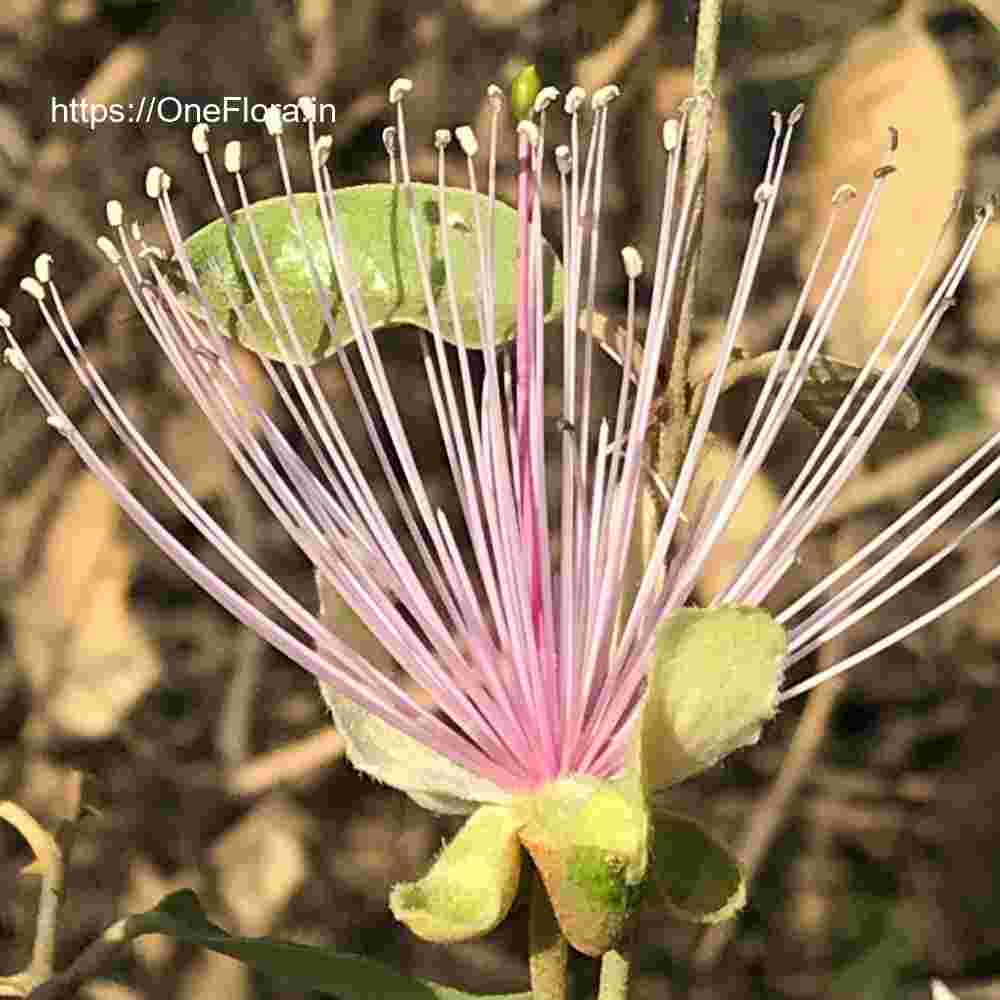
[683, 433, 782, 606]
[797, 6, 966, 364]
[10, 470, 160, 739]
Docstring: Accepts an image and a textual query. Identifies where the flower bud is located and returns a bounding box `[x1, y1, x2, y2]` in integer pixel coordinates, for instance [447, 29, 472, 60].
[516, 776, 649, 956]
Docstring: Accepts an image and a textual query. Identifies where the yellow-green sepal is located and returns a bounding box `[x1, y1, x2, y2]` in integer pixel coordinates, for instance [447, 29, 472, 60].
[316, 575, 511, 815]
[645, 808, 746, 924]
[515, 776, 650, 957]
[635, 606, 787, 793]
[390, 804, 523, 943]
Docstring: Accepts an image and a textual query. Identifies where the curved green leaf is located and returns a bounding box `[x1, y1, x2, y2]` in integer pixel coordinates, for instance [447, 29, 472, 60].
[131, 890, 531, 1000]
[180, 183, 563, 363]
[697, 350, 920, 433]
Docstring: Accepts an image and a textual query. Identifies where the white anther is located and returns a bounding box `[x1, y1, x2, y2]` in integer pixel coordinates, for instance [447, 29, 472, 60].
[832, 184, 857, 205]
[382, 126, 397, 156]
[298, 96, 317, 122]
[621, 246, 642, 279]
[106, 200, 123, 227]
[533, 86, 559, 114]
[662, 119, 680, 151]
[3, 346, 26, 372]
[265, 105, 284, 136]
[130, 220, 143, 242]
[447, 211, 471, 233]
[20, 276, 44, 301]
[314, 135, 333, 168]
[34, 253, 53, 284]
[145, 166, 165, 199]
[487, 84, 503, 110]
[554, 144, 571, 174]
[46, 414, 73, 437]
[564, 87, 586, 115]
[191, 124, 210, 154]
[0, 307, 11, 328]
[97, 236, 121, 265]
[389, 78, 413, 104]
[754, 181, 775, 205]
[517, 120, 540, 147]
[592, 84, 620, 110]
[434, 128, 452, 149]
[224, 140, 242, 174]
[455, 125, 478, 157]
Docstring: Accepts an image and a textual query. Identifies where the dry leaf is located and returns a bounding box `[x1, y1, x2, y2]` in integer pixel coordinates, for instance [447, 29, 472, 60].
[797, 4, 966, 364]
[683, 433, 782, 606]
[175, 948, 250, 1000]
[124, 855, 203, 971]
[10, 470, 160, 739]
[209, 796, 311, 937]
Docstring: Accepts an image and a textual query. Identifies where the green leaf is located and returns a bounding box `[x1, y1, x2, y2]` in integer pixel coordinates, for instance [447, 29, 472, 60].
[390, 804, 523, 943]
[635, 606, 786, 791]
[645, 809, 745, 924]
[701, 350, 921, 433]
[131, 890, 531, 1000]
[179, 183, 563, 363]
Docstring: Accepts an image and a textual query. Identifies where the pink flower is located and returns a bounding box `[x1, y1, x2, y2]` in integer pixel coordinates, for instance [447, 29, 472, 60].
[5, 80, 998, 815]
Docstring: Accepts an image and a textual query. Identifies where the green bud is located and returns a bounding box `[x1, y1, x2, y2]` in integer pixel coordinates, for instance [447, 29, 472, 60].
[515, 776, 650, 956]
[390, 805, 523, 943]
[511, 64, 542, 122]
[634, 606, 786, 793]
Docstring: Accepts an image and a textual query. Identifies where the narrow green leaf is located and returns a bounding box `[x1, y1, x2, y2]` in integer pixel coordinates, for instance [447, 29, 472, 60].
[698, 350, 920, 432]
[179, 183, 563, 363]
[645, 809, 746, 924]
[130, 890, 530, 1000]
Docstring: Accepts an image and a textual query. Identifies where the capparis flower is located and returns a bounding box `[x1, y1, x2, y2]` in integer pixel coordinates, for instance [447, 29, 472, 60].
[5, 79, 997, 952]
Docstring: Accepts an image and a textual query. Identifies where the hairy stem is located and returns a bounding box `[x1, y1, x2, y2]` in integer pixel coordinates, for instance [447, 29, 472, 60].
[528, 870, 568, 1000]
[660, 0, 725, 484]
[597, 928, 635, 1000]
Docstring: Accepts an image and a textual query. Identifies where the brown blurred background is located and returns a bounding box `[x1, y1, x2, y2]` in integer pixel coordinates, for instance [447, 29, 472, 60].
[2, 0, 1000, 997]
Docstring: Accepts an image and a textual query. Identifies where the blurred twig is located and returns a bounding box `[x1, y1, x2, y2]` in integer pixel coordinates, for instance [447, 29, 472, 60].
[0, 775, 85, 998]
[575, 0, 659, 93]
[226, 727, 345, 798]
[0, 43, 149, 273]
[820, 427, 996, 524]
[216, 485, 264, 767]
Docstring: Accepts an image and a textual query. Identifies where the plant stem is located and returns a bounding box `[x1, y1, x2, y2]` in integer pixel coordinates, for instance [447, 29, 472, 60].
[596, 928, 635, 1000]
[528, 870, 568, 1000]
[660, 0, 726, 484]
